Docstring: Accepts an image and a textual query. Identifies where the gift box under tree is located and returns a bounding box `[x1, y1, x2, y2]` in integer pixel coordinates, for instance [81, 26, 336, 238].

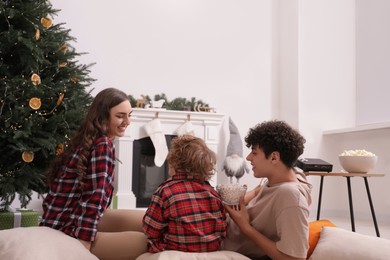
[0, 209, 40, 230]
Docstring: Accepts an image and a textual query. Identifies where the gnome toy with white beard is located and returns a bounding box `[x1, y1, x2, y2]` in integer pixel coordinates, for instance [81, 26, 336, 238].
[223, 117, 250, 184]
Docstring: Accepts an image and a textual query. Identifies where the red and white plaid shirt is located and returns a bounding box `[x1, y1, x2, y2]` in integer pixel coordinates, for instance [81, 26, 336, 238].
[143, 172, 227, 253]
[40, 136, 115, 242]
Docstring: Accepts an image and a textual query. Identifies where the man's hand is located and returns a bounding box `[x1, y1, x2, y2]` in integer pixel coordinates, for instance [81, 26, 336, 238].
[224, 196, 251, 233]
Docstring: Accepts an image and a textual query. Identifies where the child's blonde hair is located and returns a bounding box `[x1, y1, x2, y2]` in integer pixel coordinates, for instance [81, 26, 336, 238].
[167, 135, 216, 181]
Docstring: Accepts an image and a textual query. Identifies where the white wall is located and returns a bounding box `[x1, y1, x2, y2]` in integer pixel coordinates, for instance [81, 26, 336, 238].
[50, 0, 272, 134]
[278, 0, 299, 128]
[297, 0, 390, 229]
[47, 0, 275, 189]
[13, 1, 389, 228]
[297, 0, 356, 216]
[356, 0, 390, 125]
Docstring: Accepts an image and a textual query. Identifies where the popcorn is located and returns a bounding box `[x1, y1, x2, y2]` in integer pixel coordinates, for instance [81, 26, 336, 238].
[339, 149, 376, 157]
[216, 184, 247, 205]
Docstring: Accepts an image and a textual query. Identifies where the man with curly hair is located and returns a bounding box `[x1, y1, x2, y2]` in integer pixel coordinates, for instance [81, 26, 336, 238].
[223, 120, 312, 260]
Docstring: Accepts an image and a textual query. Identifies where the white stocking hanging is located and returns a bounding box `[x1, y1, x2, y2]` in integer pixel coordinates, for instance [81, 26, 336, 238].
[143, 119, 168, 167]
[175, 120, 195, 136]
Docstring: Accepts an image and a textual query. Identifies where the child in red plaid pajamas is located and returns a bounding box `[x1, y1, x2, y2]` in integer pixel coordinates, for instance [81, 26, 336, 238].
[143, 134, 227, 253]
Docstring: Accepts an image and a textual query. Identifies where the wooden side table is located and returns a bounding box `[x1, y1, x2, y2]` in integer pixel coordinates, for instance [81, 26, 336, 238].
[305, 172, 385, 237]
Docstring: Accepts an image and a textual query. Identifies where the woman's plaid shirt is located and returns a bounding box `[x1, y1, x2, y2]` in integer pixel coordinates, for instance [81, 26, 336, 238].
[40, 136, 115, 242]
[143, 172, 227, 252]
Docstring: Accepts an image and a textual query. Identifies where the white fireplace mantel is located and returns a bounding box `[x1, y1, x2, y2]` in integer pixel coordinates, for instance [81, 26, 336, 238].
[113, 108, 227, 209]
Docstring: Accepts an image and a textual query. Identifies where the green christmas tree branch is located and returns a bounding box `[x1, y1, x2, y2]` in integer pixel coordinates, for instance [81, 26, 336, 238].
[0, 0, 94, 210]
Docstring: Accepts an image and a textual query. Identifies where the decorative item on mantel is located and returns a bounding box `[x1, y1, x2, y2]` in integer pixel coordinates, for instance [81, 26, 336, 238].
[145, 99, 165, 109]
[143, 119, 168, 167]
[222, 117, 250, 184]
[128, 93, 216, 112]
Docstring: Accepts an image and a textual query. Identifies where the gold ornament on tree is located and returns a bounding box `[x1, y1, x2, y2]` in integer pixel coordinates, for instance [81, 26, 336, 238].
[56, 144, 64, 155]
[59, 43, 68, 54]
[29, 97, 42, 110]
[31, 73, 41, 85]
[22, 151, 34, 163]
[57, 92, 65, 105]
[59, 62, 67, 68]
[39, 92, 65, 116]
[40, 17, 52, 29]
[35, 29, 40, 40]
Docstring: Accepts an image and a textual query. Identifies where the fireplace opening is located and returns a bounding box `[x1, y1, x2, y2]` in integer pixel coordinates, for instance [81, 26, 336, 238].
[132, 135, 176, 208]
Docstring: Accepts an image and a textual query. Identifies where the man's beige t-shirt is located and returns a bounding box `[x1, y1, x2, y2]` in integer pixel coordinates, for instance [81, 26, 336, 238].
[223, 176, 312, 259]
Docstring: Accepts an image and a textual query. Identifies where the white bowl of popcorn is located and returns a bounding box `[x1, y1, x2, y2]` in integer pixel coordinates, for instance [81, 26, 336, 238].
[339, 149, 378, 173]
[216, 184, 247, 205]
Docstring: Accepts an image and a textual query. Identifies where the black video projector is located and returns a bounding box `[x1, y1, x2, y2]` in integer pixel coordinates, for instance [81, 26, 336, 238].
[296, 158, 333, 172]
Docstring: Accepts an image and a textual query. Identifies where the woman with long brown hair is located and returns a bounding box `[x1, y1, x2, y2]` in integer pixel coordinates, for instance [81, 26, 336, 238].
[40, 88, 147, 259]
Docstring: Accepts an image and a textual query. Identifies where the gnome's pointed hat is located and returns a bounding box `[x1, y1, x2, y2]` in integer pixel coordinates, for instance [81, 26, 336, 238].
[226, 117, 244, 157]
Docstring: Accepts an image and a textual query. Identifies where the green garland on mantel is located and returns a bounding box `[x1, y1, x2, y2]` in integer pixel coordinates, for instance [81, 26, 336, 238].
[128, 93, 214, 112]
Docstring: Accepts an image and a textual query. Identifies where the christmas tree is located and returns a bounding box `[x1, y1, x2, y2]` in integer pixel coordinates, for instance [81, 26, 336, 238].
[0, 0, 94, 210]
